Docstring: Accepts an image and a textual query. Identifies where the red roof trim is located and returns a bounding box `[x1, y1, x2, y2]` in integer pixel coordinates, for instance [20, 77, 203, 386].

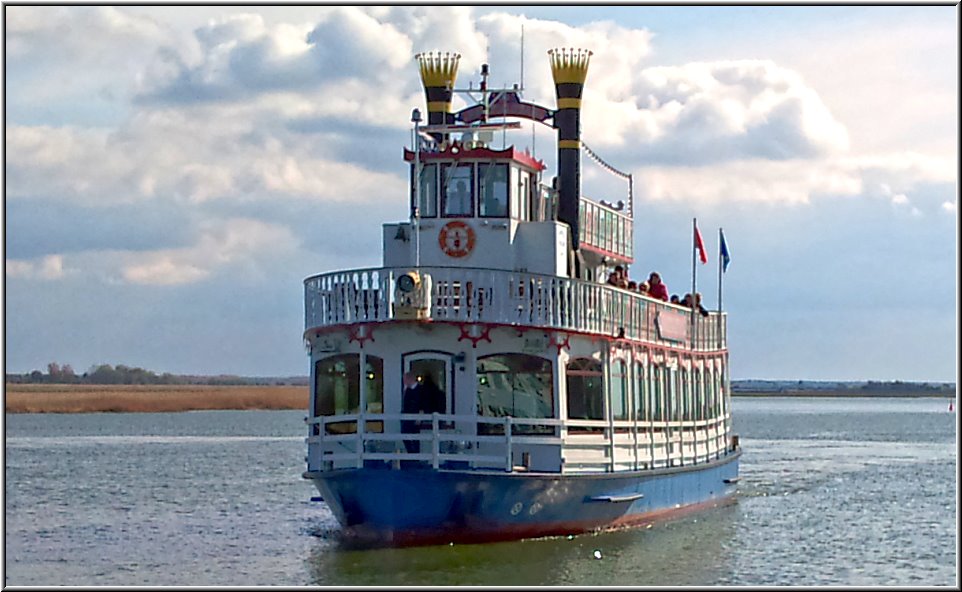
[403, 144, 546, 171]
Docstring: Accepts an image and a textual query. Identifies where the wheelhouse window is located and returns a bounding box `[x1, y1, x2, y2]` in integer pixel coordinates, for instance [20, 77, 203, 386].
[412, 163, 438, 218]
[441, 163, 474, 217]
[566, 358, 604, 432]
[478, 163, 508, 217]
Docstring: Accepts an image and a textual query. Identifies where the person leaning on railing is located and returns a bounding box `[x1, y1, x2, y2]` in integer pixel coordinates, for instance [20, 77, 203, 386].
[694, 292, 710, 317]
[606, 265, 628, 288]
[647, 272, 669, 301]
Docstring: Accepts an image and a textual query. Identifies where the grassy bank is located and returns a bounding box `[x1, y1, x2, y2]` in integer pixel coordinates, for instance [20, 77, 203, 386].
[4, 384, 308, 414]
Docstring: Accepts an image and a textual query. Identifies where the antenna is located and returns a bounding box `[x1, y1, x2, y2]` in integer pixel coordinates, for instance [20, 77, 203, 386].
[520, 22, 525, 92]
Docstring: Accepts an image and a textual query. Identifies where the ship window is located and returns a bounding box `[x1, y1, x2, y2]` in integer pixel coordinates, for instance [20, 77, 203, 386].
[314, 354, 360, 434]
[519, 171, 531, 221]
[668, 366, 679, 422]
[478, 163, 508, 217]
[634, 362, 647, 422]
[365, 355, 384, 413]
[412, 163, 438, 218]
[566, 358, 604, 430]
[477, 354, 553, 418]
[652, 365, 664, 422]
[441, 163, 474, 217]
[610, 359, 629, 421]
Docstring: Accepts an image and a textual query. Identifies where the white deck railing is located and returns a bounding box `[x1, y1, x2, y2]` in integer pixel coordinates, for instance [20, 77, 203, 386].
[305, 266, 726, 351]
[305, 412, 733, 474]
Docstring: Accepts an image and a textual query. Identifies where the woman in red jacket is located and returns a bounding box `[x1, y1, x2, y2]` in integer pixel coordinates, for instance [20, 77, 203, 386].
[647, 272, 669, 301]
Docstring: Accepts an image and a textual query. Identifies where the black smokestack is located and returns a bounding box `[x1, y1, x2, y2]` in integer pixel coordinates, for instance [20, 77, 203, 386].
[549, 48, 592, 250]
[415, 52, 461, 145]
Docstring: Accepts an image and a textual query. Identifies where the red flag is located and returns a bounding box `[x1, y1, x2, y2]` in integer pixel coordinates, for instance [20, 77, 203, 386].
[694, 222, 708, 264]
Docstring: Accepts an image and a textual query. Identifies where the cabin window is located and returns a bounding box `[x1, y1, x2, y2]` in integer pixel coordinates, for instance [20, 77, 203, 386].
[668, 366, 679, 423]
[634, 362, 647, 422]
[526, 173, 539, 221]
[477, 354, 553, 435]
[314, 354, 360, 434]
[411, 163, 438, 217]
[441, 163, 474, 217]
[652, 365, 664, 422]
[695, 369, 703, 421]
[610, 359, 629, 421]
[477, 354, 553, 418]
[681, 368, 690, 422]
[566, 358, 604, 429]
[478, 163, 508, 217]
[365, 355, 384, 414]
[519, 171, 531, 221]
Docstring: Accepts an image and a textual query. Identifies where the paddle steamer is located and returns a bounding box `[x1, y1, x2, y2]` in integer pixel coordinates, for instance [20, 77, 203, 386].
[303, 48, 740, 546]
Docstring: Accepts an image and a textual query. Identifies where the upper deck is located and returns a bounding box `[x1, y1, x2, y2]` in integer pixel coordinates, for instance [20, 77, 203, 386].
[304, 265, 726, 352]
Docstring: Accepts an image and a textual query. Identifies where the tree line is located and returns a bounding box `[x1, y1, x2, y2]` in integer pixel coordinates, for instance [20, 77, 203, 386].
[5, 363, 306, 386]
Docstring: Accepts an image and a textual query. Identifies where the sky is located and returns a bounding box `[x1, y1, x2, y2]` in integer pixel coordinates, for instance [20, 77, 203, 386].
[3, 5, 958, 381]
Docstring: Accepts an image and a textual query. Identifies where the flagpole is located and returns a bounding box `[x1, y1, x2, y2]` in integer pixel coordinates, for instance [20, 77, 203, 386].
[717, 227, 724, 349]
[691, 217, 697, 351]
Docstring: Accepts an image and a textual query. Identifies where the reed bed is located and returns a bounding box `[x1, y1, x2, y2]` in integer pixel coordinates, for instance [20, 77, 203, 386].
[4, 384, 308, 414]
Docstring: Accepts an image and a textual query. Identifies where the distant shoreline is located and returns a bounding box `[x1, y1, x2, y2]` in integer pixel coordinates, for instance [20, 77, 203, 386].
[4, 383, 954, 414]
[4, 384, 308, 414]
[732, 390, 954, 398]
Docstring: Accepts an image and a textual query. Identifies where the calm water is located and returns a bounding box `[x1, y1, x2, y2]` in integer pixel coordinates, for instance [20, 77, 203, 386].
[4, 397, 957, 586]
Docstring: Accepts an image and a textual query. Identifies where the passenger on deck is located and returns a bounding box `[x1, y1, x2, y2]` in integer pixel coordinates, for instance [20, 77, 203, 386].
[419, 375, 446, 415]
[647, 272, 669, 301]
[638, 281, 649, 295]
[607, 265, 628, 288]
[694, 292, 710, 317]
[670, 294, 680, 304]
[627, 281, 637, 291]
[680, 293, 693, 308]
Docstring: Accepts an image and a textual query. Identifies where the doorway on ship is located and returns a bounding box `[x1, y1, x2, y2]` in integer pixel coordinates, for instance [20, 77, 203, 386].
[402, 352, 452, 419]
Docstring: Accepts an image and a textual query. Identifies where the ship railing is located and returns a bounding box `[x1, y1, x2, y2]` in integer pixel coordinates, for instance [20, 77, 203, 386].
[578, 196, 634, 260]
[306, 412, 731, 474]
[560, 415, 730, 473]
[304, 266, 727, 351]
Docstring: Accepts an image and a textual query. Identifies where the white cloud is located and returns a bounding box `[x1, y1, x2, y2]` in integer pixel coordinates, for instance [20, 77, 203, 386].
[5, 116, 403, 207]
[637, 157, 863, 205]
[4, 6, 954, 221]
[5, 255, 69, 281]
[942, 201, 957, 214]
[119, 218, 301, 285]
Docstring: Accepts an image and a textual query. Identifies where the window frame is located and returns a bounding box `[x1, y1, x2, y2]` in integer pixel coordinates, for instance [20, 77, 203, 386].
[440, 163, 475, 218]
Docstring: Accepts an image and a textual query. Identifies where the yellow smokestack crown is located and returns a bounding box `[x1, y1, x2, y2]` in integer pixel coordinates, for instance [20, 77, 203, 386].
[415, 52, 461, 89]
[549, 48, 592, 85]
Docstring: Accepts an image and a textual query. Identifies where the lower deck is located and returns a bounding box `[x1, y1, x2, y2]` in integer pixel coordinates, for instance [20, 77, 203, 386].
[306, 321, 733, 475]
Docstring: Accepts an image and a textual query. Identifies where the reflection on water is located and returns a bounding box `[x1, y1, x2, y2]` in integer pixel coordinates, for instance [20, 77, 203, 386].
[4, 399, 957, 586]
[306, 503, 739, 586]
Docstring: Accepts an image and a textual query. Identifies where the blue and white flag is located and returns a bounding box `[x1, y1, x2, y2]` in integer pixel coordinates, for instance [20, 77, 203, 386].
[720, 228, 731, 272]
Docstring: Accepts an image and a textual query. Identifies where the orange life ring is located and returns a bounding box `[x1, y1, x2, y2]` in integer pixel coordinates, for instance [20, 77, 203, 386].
[438, 221, 476, 258]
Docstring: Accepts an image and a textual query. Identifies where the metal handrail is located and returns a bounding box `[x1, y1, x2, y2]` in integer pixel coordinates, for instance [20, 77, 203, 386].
[304, 266, 726, 351]
[306, 411, 731, 473]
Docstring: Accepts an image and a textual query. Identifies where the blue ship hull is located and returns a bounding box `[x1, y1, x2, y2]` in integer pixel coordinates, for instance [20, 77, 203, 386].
[306, 451, 740, 546]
